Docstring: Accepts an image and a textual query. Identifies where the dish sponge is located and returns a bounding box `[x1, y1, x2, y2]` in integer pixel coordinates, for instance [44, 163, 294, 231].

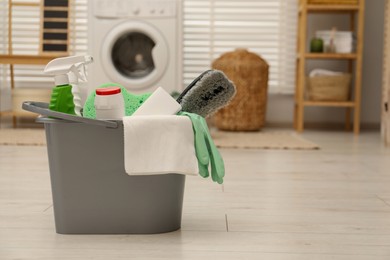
[83, 83, 151, 119]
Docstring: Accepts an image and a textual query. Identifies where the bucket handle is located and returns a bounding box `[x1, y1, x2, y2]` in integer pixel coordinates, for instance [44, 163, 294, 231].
[22, 101, 119, 129]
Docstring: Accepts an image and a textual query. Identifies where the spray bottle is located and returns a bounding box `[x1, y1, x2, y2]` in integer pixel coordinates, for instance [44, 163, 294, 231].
[44, 55, 93, 115]
[69, 56, 93, 116]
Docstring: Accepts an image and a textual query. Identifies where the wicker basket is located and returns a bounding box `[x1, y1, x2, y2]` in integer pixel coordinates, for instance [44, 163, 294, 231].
[308, 0, 358, 5]
[212, 49, 269, 131]
[307, 74, 351, 101]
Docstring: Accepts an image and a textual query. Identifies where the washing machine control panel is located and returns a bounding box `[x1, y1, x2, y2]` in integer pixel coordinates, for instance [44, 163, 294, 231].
[94, 0, 176, 18]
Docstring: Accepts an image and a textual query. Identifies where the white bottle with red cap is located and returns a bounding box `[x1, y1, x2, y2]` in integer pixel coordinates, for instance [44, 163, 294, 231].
[94, 87, 125, 120]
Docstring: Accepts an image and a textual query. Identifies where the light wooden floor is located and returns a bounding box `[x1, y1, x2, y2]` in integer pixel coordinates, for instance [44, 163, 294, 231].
[1, 130, 390, 259]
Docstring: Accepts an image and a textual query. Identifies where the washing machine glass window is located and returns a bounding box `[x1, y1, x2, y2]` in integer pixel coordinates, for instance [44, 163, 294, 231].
[111, 32, 156, 79]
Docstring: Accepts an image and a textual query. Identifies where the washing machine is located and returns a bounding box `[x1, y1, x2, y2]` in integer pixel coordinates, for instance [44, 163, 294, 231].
[88, 0, 182, 94]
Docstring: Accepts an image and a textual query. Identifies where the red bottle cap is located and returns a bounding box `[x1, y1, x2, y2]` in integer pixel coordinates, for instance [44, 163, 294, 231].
[96, 87, 121, 96]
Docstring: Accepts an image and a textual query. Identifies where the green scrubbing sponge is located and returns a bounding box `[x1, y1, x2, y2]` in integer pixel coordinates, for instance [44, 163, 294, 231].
[83, 83, 152, 119]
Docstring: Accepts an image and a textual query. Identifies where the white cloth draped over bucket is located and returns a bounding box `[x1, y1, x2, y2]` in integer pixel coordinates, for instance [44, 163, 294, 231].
[123, 115, 198, 176]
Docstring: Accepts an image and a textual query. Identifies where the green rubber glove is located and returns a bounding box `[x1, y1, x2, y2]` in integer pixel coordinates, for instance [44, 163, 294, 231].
[179, 112, 210, 178]
[179, 112, 225, 184]
[199, 117, 225, 184]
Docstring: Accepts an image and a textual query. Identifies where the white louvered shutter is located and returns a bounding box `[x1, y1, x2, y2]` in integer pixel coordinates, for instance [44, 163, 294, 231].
[183, 0, 297, 93]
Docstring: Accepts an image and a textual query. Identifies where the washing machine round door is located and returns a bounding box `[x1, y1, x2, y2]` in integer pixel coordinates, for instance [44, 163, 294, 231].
[101, 21, 168, 91]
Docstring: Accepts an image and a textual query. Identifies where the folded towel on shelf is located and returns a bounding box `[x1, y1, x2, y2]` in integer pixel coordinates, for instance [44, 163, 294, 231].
[309, 69, 344, 78]
[123, 115, 198, 176]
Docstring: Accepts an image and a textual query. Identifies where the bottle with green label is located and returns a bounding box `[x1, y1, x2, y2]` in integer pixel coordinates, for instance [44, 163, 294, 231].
[49, 82, 75, 115]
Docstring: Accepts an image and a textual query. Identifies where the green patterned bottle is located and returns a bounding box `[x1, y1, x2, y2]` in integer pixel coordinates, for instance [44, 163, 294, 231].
[49, 83, 75, 115]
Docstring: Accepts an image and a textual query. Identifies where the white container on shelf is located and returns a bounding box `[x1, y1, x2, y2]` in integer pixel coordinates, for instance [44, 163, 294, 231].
[316, 30, 353, 53]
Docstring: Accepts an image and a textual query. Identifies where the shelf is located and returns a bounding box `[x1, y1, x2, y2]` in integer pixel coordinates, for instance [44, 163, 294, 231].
[0, 110, 43, 117]
[0, 110, 14, 116]
[305, 4, 359, 12]
[303, 101, 355, 107]
[303, 53, 357, 59]
[295, 0, 364, 134]
[0, 54, 64, 65]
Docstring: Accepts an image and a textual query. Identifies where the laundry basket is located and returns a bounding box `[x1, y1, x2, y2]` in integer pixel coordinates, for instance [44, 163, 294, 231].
[212, 49, 269, 131]
[22, 101, 185, 234]
[307, 74, 351, 101]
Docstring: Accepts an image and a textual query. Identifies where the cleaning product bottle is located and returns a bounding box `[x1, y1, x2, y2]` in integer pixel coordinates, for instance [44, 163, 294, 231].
[69, 56, 93, 116]
[94, 87, 125, 120]
[44, 55, 93, 115]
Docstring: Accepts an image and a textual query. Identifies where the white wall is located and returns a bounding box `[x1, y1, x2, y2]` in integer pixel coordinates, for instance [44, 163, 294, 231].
[266, 0, 385, 129]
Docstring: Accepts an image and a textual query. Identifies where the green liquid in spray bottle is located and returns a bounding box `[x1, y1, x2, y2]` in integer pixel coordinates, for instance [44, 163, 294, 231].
[49, 84, 76, 115]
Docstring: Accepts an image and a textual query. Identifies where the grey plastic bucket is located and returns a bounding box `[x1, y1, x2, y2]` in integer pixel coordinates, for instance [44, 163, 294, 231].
[22, 101, 185, 234]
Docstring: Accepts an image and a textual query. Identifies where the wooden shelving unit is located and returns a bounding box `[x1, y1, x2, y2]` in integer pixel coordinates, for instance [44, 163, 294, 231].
[306, 4, 360, 12]
[294, 0, 365, 134]
[303, 53, 358, 59]
[0, 0, 70, 127]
